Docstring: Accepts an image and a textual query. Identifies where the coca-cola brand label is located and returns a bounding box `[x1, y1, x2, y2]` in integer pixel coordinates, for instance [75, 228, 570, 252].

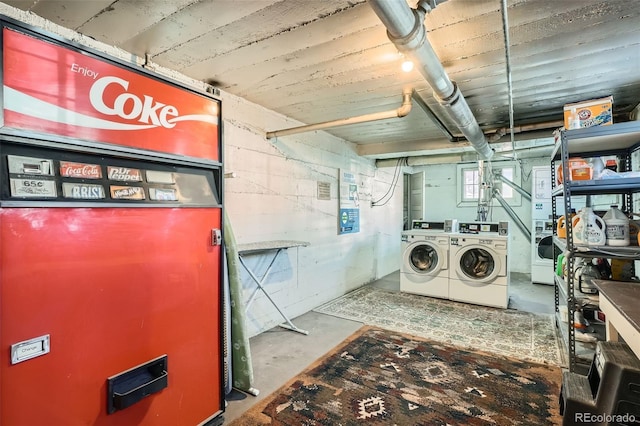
[2, 28, 220, 161]
[108, 166, 142, 182]
[60, 162, 103, 179]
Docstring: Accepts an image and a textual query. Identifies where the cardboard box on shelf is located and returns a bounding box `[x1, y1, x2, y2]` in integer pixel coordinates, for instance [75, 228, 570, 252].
[556, 158, 592, 184]
[563, 96, 613, 128]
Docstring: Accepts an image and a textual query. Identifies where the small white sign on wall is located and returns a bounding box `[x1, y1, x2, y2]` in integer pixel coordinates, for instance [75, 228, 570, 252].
[339, 169, 360, 234]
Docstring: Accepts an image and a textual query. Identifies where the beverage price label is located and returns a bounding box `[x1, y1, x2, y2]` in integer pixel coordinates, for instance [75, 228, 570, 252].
[62, 183, 105, 199]
[10, 178, 57, 198]
[60, 161, 102, 179]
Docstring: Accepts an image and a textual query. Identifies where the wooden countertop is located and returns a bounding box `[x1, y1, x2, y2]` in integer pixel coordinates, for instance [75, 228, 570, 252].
[593, 280, 640, 334]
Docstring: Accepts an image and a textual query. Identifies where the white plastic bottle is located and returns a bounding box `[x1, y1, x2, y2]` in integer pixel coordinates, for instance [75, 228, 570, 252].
[603, 205, 630, 246]
[568, 107, 581, 130]
[572, 207, 606, 246]
[591, 157, 604, 179]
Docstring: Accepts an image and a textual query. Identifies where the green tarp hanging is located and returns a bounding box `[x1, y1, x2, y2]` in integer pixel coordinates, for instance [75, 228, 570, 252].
[224, 211, 258, 395]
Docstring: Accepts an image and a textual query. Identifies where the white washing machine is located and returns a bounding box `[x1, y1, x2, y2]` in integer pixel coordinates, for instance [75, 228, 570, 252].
[400, 221, 451, 299]
[449, 222, 510, 309]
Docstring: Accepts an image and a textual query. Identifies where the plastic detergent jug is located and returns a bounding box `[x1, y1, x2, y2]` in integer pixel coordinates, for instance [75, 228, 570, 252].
[557, 209, 576, 239]
[556, 253, 565, 276]
[572, 207, 606, 246]
[603, 205, 629, 246]
[557, 216, 567, 238]
[631, 221, 640, 245]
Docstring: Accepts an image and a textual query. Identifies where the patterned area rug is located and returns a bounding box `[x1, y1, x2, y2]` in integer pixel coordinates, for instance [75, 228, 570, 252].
[230, 326, 562, 425]
[314, 287, 561, 366]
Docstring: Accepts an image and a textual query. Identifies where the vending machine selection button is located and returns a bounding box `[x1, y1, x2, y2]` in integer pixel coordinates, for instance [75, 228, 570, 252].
[62, 183, 105, 199]
[60, 161, 102, 179]
[108, 166, 142, 182]
[146, 170, 175, 184]
[110, 186, 145, 200]
[149, 187, 177, 201]
[11, 334, 50, 364]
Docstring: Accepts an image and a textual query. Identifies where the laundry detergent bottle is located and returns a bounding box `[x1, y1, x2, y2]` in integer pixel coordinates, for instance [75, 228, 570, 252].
[572, 207, 606, 246]
[557, 209, 576, 239]
[603, 205, 630, 246]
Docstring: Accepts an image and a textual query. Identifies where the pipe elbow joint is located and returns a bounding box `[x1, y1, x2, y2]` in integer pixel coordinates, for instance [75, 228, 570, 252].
[387, 8, 426, 53]
[396, 92, 413, 117]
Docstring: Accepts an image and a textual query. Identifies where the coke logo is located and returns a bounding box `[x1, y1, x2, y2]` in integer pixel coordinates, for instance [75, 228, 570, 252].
[90, 76, 179, 128]
[60, 162, 102, 179]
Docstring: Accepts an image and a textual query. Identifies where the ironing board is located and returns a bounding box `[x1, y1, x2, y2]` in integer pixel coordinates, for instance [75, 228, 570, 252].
[237, 240, 310, 335]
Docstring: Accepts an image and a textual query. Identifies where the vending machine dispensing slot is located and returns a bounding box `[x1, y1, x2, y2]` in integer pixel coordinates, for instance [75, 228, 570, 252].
[107, 355, 168, 414]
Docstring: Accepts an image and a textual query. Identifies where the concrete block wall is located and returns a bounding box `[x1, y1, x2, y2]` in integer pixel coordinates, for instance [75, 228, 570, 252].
[222, 94, 403, 336]
[0, 5, 405, 338]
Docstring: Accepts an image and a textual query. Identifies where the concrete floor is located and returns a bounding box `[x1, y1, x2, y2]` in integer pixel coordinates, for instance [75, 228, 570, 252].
[222, 270, 555, 424]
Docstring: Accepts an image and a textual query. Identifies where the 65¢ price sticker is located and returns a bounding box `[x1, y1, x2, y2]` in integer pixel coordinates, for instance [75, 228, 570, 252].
[10, 178, 57, 198]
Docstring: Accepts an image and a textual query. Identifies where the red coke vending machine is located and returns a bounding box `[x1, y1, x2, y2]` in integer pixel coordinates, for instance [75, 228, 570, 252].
[0, 17, 225, 426]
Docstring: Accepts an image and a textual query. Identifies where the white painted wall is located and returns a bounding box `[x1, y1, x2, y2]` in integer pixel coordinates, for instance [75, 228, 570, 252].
[1, 5, 405, 337]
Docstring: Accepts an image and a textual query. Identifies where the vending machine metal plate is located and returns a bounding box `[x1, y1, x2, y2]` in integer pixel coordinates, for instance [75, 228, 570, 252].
[11, 334, 50, 364]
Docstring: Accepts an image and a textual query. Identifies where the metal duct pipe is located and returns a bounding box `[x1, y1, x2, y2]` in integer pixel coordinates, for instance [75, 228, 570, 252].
[494, 172, 531, 202]
[375, 143, 554, 168]
[266, 91, 412, 139]
[411, 91, 462, 142]
[368, 0, 494, 160]
[493, 189, 531, 241]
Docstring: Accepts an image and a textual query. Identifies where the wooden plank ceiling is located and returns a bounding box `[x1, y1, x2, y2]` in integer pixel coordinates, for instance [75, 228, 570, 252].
[4, 0, 640, 160]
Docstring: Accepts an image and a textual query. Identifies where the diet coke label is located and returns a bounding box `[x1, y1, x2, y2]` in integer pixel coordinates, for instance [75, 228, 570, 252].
[60, 162, 103, 179]
[108, 166, 142, 182]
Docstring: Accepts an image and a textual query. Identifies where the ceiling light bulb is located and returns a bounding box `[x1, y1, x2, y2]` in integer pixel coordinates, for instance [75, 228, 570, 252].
[401, 60, 414, 72]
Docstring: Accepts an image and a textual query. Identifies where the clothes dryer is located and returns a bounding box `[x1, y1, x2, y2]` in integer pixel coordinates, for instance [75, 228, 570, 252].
[449, 222, 510, 308]
[532, 166, 553, 219]
[400, 221, 450, 299]
[531, 166, 557, 285]
[532, 218, 555, 285]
